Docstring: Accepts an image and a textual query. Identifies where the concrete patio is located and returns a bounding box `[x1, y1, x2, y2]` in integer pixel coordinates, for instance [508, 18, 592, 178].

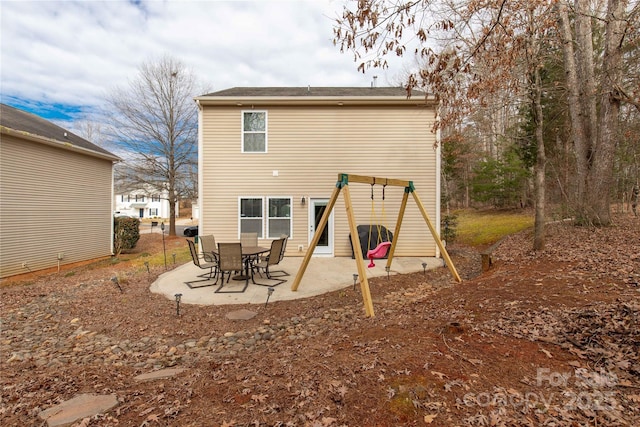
[151, 255, 445, 306]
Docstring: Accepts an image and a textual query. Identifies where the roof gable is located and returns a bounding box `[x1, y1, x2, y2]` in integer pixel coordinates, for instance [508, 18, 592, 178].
[0, 103, 118, 160]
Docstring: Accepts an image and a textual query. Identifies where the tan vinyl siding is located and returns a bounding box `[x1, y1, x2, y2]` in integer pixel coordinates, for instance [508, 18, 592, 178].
[0, 135, 114, 278]
[200, 104, 438, 257]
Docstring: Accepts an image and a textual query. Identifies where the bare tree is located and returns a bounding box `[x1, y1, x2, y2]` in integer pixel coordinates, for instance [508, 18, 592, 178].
[106, 55, 200, 236]
[334, 0, 556, 248]
[334, 0, 639, 232]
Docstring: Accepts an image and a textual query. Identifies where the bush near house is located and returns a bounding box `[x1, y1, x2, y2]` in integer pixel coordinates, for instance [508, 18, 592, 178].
[114, 217, 140, 256]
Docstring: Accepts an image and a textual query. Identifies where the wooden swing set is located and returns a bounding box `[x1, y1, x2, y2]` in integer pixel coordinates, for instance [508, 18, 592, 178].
[291, 173, 462, 317]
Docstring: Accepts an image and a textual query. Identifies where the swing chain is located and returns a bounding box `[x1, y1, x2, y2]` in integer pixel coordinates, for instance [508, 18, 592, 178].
[382, 181, 391, 242]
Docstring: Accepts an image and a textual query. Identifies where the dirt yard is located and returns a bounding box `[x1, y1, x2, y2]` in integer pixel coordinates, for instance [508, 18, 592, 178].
[1, 214, 638, 426]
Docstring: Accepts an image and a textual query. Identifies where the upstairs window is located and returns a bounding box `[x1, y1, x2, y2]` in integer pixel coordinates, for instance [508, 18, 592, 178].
[242, 111, 267, 153]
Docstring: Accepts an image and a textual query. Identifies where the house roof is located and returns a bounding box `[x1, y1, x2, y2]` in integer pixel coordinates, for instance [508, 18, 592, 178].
[195, 86, 435, 107]
[0, 103, 119, 161]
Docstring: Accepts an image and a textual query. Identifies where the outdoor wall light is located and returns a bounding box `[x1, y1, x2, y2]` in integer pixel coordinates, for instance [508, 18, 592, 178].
[301, 196, 306, 206]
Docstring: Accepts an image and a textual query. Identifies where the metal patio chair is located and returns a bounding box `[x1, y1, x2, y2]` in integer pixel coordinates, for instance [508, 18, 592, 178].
[185, 239, 218, 288]
[240, 232, 258, 247]
[216, 242, 249, 293]
[240, 232, 259, 270]
[198, 234, 218, 266]
[254, 237, 287, 286]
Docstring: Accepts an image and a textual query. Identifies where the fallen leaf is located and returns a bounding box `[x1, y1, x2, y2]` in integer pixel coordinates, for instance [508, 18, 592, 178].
[337, 385, 348, 397]
[251, 394, 268, 403]
[430, 371, 447, 380]
[424, 414, 437, 423]
[322, 416, 338, 426]
[540, 348, 553, 358]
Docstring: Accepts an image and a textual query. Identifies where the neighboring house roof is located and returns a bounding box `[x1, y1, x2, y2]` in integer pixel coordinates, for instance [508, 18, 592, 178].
[196, 86, 435, 106]
[0, 103, 119, 161]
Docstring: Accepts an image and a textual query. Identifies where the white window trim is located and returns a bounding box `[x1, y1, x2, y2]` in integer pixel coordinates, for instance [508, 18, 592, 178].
[241, 110, 268, 153]
[238, 196, 264, 239]
[266, 196, 293, 239]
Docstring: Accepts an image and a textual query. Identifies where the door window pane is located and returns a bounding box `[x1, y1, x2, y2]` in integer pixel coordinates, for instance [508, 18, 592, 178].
[314, 203, 329, 247]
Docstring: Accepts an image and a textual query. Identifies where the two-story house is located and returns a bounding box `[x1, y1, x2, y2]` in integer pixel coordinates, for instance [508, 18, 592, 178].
[195, 87, 441, 258]
[114, 185, 175, 219]
[0, 103, 120, 278]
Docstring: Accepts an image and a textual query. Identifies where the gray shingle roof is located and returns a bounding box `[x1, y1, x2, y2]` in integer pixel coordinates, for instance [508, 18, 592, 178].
[201, 86, 423, 97]
[0, 103, 118, 160]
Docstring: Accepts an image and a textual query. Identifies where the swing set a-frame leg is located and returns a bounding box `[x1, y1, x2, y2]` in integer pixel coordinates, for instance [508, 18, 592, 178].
[385, 189, 409, 269]
[290, 179, 376, 317]
[290, 184, 341, 292]
[343, 184, 375, 317]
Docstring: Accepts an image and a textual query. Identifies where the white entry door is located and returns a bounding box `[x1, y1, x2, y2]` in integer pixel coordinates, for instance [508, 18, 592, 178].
[309, 198, 333, 256]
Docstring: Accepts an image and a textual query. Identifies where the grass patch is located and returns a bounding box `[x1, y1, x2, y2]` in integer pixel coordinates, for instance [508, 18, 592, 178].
[129, 247, 191, 270]
[454, 209, 534, 247]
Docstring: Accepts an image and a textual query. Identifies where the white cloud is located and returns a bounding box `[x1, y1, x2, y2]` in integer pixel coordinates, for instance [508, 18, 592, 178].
[2, 0, 410, 123]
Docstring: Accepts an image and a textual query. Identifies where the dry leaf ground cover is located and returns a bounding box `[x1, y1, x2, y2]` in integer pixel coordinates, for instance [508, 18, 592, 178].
[1, 213, 639, 426]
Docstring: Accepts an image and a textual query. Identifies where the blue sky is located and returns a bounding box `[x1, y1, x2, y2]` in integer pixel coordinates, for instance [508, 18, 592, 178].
[1, 0, 408, 131]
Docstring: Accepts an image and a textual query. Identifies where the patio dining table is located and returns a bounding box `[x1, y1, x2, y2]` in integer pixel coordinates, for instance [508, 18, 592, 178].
[209, 245, 270, 283]
[235, 246, 270, 281]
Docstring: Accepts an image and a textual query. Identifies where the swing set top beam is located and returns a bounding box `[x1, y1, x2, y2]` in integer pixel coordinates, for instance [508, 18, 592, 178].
[337, 173, 414, 190]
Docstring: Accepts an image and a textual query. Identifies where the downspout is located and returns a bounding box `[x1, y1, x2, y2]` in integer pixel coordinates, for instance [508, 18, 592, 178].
[434, 102, 442, 259]
[110, 160, 118, 255]
[196, 99, 204, 240]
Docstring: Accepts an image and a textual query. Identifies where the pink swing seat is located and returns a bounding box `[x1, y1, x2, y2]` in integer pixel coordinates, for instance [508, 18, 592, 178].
[367, 241, 392, 268]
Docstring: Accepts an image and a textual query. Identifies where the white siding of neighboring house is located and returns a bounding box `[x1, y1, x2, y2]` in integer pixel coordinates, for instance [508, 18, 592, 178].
[114, 189, 174, 219]
[0, 134, 115, 278]
[198, 103, 440, 258]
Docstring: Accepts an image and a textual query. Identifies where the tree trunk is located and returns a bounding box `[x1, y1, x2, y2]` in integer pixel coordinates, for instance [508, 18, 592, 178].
[557, 1, 590, 216]
[168, 182, 177, 237]
[586, 0, 627, 225]
[556, 0, 624, 225]
[532, 65, 546, 251]
[526, 5, 546, 251]
[575, 0, 598, 153]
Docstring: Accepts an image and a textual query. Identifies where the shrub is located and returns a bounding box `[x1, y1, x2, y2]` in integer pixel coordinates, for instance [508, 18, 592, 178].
[114, 216, 140, 255]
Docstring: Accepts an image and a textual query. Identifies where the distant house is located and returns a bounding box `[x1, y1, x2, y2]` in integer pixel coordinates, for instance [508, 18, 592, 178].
[0, 103, 120, 278]
[194, 87, 442, 258]
[114, 186, 175, 219]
